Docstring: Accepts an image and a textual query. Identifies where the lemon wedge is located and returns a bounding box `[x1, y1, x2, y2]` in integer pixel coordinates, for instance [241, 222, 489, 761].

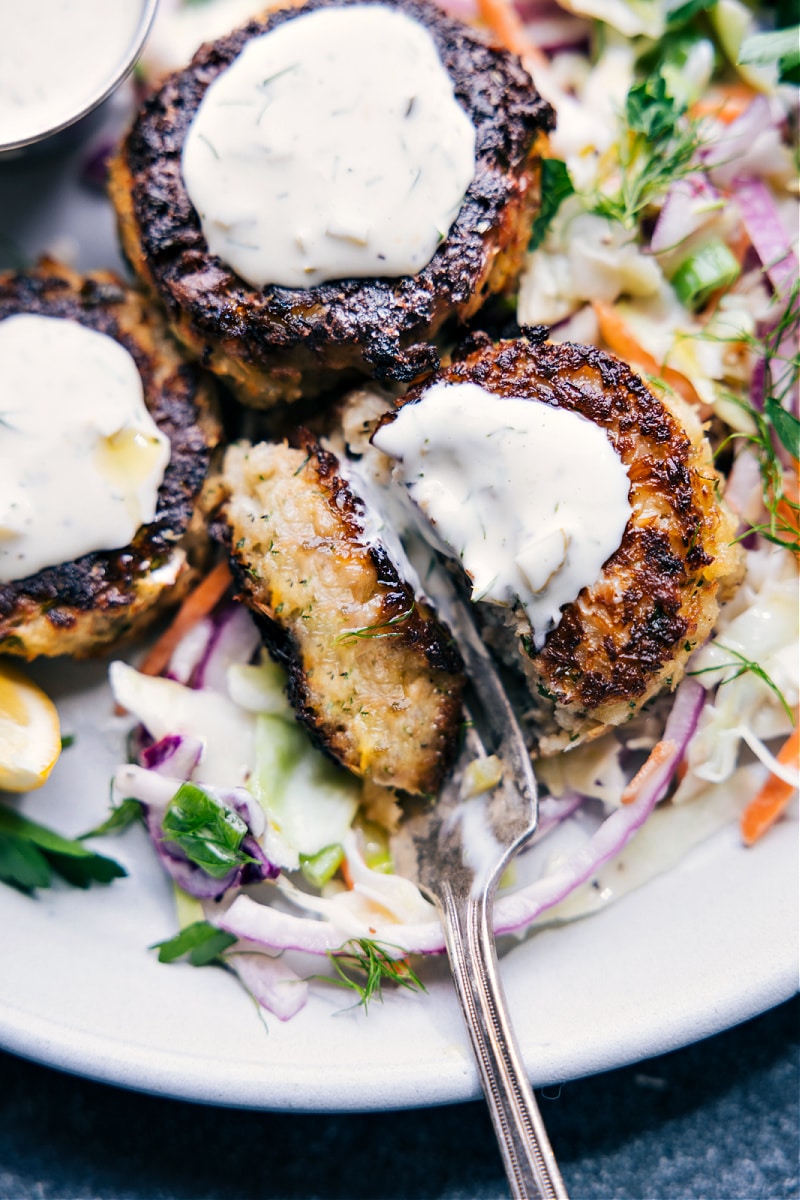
[0, 662, 61, 793]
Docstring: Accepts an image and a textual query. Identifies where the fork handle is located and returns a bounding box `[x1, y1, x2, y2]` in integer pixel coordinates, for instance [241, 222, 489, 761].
[439, 882, 570, 1200]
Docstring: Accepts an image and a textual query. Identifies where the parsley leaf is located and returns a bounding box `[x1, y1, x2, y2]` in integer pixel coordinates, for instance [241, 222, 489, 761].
[0, 834, 52, 891]
[739, 26, 800, 83]
[665, 0, 718, 28]
[765, 396, 800, 461]
[151, 920, 237, 966]
[0, 803, 126, 894]
[79, 797, 143, 841]
[528, 159, 574, 252]
[161, 782, 258, 880]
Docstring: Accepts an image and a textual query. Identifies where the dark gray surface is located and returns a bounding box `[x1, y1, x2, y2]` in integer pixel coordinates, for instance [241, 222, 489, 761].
[0, 995, 797, 1200]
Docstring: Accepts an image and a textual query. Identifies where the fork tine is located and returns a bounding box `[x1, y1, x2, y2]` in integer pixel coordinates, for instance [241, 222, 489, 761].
[426, 560, 539, 825]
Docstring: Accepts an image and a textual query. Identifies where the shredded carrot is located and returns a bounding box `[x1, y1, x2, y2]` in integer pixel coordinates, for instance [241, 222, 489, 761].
[690, 83, 756, 125]
[740, 725, 800, 846]
[341, 857, 355, 890]
[775, 468, 800, 552]
[621, 739, 678, 805]
[729, 223, 754, 266]
[476, 0, 547, 69]
[592, 301, 706, 411]
[137, 559, 233, 680]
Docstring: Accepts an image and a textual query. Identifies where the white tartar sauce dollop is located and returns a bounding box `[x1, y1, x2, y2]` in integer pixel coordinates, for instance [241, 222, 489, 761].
[0, 315, 171, 583]
[0, 0, 146, 149]
[181, 4, 476, 289]
[372, 381, 632, 647]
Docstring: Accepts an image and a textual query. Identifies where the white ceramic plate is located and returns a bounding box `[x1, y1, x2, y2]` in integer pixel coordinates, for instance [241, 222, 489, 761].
[1, 656, 797, 1112]
[0, 95, 797, 1116]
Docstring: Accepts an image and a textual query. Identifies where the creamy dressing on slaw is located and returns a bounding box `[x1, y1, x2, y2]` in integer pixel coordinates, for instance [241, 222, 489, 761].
[181, 5, 476, 288]
[372, 381, 632, 647]
[0, 315, 170, 582]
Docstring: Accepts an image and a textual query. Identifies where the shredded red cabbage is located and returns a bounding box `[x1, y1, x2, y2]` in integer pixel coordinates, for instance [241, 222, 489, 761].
[225, 951, 309, 1021]
[141, 734, 203, 779]
[733, 175, 798, 303]
[650, 174, 719, 255]
[701, 96, 772, 186]
[192, 602, 261, 692]
[213, 680, 707, 958]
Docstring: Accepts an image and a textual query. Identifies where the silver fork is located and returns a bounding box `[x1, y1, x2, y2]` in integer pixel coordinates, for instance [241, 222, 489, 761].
[391, 570, 569, 1200]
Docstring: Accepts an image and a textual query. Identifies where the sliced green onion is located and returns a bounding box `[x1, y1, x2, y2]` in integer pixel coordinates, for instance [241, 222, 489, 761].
[300, 843, 344, 888]
[355, 818, 393, 874]
[671, 239, 741, 310]
[161, 781, 255, 879]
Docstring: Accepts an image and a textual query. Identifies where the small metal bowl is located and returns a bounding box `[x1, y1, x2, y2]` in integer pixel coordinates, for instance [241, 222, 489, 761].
[0, 0, 159, 157]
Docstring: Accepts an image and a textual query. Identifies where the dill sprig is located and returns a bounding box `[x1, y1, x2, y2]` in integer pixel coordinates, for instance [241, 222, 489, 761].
[336, 603, 415, 644]
[689, 643, 795, 724]
[710, 282, 800, 552]
[588, 71, 705, 230]
[321, 937, 426, 1012]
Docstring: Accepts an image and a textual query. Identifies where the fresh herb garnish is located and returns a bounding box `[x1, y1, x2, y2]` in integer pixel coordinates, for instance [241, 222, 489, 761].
[0, 803, 126, 894]
[765, 393, 800, 461]
[59, 734, 76, 750]
[689, 643, 795, 723]
[528, 159, 574, 252]
[708, 283, 800, 551]
[161, 782, 258, 880]
[336, 603, 415, 644]
[588, 70, 704, 229]
[320, 937, 426, 1012]
[258, 64, 298, 91]
[739, 25, 800, 84]
[197, 133, 219, 160]
[79, 797, 143, 841]
[151, 920, 237, 966]
[665, 0, 718, 28]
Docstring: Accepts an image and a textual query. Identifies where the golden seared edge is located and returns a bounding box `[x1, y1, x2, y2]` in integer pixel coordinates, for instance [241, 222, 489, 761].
[109, 0, 554, 408]
[396, 333, 744, 755]
[213, 435, 465, 794]
[0, 261, 221, 660]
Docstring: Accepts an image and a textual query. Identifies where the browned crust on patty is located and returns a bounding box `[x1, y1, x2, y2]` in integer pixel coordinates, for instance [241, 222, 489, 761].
[109, 0, 554, 407]
[389, 333, 744, 752]
[0, 261, 221, 660]
[213, 434, 465, 793]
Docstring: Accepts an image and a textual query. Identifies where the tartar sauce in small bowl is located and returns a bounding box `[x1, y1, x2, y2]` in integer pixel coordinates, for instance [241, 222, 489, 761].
[0, 0, 158, 155]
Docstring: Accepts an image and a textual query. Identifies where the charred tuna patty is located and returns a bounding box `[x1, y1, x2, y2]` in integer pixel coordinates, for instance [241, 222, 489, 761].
[374, 333, 744, 754]
[109, 0, 554, 408]
[0, 261, 220, 660]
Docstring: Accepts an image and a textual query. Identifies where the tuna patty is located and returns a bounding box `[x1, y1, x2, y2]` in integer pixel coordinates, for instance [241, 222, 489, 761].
[109, 0, 554, 408]
[375, 332, 744, 754]
[0, 261, 220, 660]
[211, 434, 465, 794]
